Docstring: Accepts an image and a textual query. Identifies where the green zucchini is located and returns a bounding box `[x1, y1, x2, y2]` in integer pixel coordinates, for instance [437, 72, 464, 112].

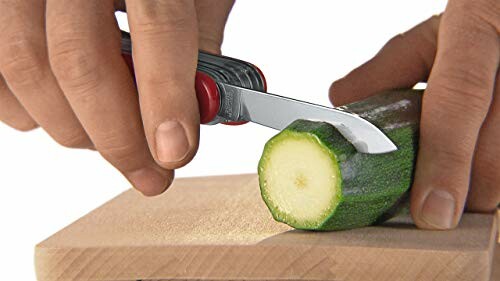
[258, 90, 422, 230]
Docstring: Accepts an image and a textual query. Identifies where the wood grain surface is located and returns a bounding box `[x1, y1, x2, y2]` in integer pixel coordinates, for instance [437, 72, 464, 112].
[35, 174, 498, 281]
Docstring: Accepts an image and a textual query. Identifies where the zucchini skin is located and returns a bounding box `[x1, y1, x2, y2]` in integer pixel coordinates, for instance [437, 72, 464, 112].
[259, 90, 422, 231]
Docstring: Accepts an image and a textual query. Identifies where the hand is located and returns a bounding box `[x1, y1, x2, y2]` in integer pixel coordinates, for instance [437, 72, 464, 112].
[0, 0, 234, 196]
[329, 0, 499, 229]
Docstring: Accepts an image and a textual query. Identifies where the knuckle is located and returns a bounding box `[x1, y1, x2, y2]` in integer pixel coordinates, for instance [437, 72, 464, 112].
[54, 131, 92, 149]
[140, 73, 188, 91]
[429, 69, 493, 120]
[423, 132, 478, 170]
[0, 37, 46, 85]
[384, 33, 432, 68]
[97, 137, 145, 170]
[380, 30, 436, 76]
[132, 2, 195, 37]
[49, 38, 102, 94]
[437, 148, 472, 167]
[133, 18, 193, 39]
[423, 141, 474, 173]
[198, 34, 222, 54]
[421, 145, 476, 189]
[385, 33, 405, 46]
[432, 86, 490, 120]
[65, 86, 99, 111]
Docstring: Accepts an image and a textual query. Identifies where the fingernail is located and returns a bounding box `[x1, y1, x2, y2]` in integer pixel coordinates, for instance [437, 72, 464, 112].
[156, 120, 189, 163]
[421, 189, 456, 229]
[127, 167, 170, 196]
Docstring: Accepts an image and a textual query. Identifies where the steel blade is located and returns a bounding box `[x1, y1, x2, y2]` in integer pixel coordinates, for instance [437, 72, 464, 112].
[219, 83, 397, 154]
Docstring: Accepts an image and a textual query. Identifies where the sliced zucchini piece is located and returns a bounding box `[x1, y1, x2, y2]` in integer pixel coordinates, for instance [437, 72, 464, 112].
[258, 90, 422, 230]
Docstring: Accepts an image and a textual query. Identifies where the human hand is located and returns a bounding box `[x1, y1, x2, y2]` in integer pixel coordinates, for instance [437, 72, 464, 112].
[0, 0, 234, 196]
[329, 0, 499, 229]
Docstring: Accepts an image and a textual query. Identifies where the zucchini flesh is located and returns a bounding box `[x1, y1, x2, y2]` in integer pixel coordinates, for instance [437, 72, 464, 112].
[258, 90, 422, 231]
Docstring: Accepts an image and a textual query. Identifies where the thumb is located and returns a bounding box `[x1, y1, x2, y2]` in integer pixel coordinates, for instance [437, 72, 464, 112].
[329, 15, 440, 106]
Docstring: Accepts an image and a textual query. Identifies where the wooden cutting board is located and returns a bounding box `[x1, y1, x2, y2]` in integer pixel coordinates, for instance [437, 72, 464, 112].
[35, 174, 498, 281]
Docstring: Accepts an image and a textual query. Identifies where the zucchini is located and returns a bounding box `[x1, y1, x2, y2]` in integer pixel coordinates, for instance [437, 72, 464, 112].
[258, 90, 422, 230]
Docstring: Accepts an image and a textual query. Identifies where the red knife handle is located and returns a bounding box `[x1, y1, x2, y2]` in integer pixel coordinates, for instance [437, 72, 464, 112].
[120, 31, 267, 125]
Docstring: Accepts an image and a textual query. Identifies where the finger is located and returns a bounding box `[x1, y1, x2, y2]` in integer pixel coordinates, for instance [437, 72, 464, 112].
[0, 0, 92, 148]
[410, 0, 499, 230]
[195, 0, 235, 54]
[46, 0, 172, 196]
[468, 71, 500, 212]
[0, 74, 38, 131]
[329, 15, 440, 106]
[126, 0, 200, 169]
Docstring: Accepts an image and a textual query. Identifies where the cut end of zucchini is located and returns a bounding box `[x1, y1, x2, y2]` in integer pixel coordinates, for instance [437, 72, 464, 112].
[258, 131, 342, 230]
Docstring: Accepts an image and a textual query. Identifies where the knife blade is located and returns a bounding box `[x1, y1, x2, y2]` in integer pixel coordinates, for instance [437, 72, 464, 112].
[217, 83, 398, 154]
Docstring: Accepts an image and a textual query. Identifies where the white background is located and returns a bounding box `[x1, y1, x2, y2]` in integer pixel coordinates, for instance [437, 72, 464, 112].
[0, 1, 446, 279]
